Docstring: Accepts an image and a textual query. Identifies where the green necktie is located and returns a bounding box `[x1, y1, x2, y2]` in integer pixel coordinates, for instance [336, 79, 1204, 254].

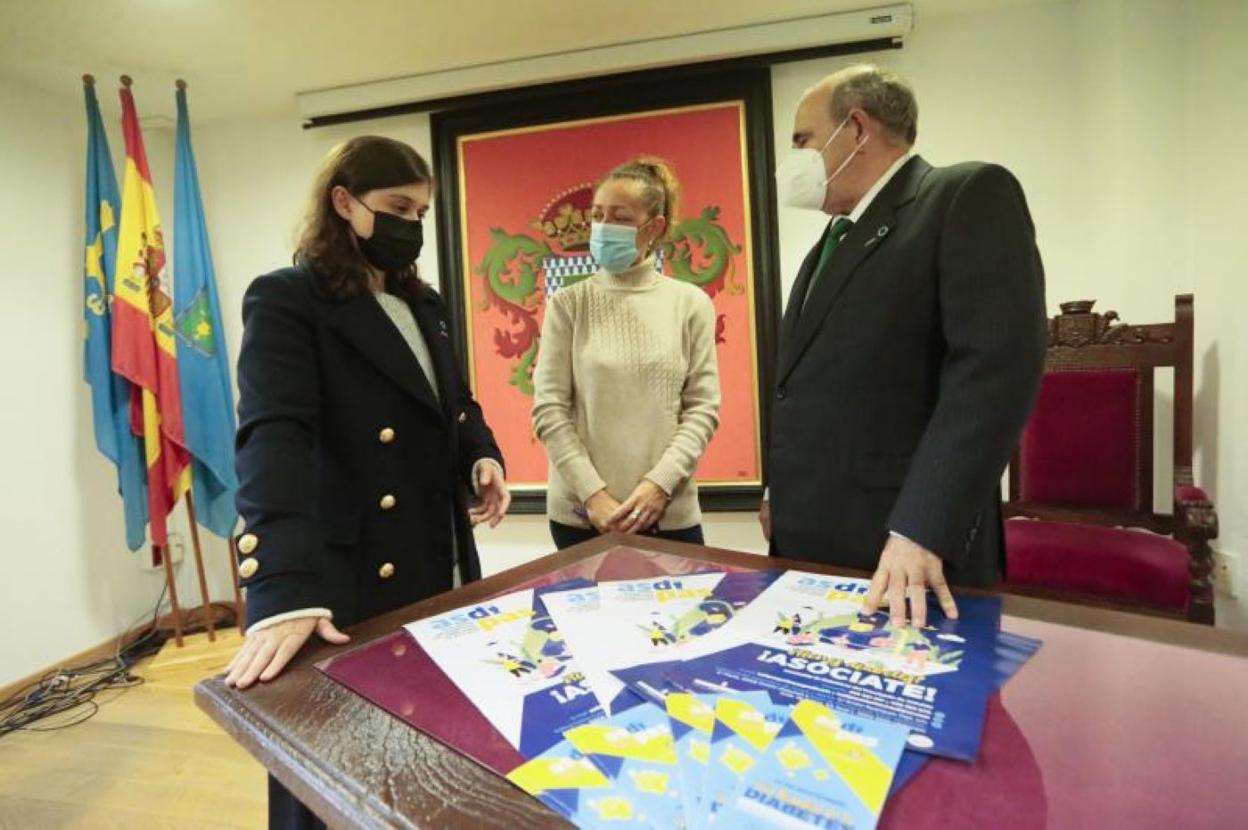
[802, 217, 854, 311]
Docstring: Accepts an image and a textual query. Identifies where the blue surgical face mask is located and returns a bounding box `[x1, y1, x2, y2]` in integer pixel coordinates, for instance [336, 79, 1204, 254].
[590, 222, 643, 273]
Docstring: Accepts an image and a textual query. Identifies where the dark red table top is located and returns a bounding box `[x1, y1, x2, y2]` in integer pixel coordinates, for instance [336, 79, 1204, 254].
[195, 535, 1248, 829]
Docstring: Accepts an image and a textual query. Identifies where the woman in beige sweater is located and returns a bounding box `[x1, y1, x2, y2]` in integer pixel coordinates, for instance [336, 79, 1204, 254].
[532, 157, 721, 549]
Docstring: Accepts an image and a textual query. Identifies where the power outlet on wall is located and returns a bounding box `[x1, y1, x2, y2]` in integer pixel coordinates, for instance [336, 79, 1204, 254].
[1213, 550, 1240, 598]
[138, 532, 185, 571]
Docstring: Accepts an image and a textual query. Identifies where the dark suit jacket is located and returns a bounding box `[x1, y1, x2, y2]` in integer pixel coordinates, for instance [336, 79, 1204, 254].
[234, 265, 504, 628]
[768, 156, 1046, 587]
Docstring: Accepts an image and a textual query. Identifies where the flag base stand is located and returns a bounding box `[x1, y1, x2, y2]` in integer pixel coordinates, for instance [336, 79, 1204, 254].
[185, 493, 216, 642]
[155, 602, 237, 639]
[155, 540, 185, 648]
[151, 493, 247, 649]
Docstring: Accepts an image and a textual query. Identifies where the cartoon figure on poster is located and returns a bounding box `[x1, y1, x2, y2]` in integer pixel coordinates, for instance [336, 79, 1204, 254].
[406, 584, 604, 757]
[773, 609, 966, 675]
[487, 610, 576, 681]
[640, 595, 737, 650]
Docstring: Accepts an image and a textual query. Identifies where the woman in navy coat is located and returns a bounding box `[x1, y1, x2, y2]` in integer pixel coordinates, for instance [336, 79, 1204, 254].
[223, 136, 510, 829]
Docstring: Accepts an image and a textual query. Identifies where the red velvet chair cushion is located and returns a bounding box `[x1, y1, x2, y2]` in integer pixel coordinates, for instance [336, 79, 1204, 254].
[1005, 518, 1189, 613]
[1018, 370, 1140, 509]
[1175, 485, 1209, 504]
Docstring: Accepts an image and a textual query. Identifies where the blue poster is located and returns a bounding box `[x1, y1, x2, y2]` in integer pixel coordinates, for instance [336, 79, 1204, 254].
[886, 626, 1043, 794]
[611, 570, 783, 705]
[664, 571, 1017, 762]
[544, 572, 739, 715]
[406, 578, 604, 758]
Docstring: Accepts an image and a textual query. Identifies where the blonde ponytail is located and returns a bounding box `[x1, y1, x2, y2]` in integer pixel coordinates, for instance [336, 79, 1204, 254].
[602, 156, 682, 242]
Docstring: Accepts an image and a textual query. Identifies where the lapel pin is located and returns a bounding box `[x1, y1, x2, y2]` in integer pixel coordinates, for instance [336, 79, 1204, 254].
[865, 225, 891, 247]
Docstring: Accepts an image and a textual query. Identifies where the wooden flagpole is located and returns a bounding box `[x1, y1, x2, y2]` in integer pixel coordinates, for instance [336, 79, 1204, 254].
[183, 492, 216, 642]
[157, 541, 185, 647]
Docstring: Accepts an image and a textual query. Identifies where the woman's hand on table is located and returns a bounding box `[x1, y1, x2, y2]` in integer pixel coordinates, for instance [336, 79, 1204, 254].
[224, 616, 350, 690]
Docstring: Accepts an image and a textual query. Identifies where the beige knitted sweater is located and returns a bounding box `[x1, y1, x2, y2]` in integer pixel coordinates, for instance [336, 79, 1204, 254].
[532, 257, 721, 530]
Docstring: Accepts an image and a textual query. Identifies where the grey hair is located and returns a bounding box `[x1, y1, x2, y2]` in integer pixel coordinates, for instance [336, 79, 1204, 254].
[827, 65, 918, 145]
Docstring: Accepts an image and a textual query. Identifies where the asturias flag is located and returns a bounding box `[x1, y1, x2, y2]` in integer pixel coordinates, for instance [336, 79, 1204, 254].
[82, 77, 149, 551]
[173, 82, 239, 539]
[110, 80, 191, 548]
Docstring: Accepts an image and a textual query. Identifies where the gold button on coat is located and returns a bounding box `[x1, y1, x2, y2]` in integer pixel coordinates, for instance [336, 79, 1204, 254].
[237, 533, 258, 555]
[379, 427, 395, 444]
[379, 562, 395, 579]
[458, 412, 467, 424]
[380, 494, 397, 510]
[239, 558, 259, 579]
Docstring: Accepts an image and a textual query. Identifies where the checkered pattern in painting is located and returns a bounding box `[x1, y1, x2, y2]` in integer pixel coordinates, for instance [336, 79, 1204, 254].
[543, 250, 666, 297]
[542, 255, 595, 297]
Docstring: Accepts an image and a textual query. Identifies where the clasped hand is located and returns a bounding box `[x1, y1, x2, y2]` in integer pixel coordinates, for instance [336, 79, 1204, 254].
[585, 480, 669, 534]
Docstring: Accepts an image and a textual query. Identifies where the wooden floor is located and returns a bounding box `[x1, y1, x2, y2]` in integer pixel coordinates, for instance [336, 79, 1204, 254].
[0, 630, 266, 829]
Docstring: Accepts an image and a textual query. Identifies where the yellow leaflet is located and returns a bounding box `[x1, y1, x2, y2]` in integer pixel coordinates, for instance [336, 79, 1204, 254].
[715, 698, 781, 752]
[718, 744, 756, 775]
[565, 724, 678, 764]
[589, 796, 636, 820]
[791, 700, 894, 813]
[774, 740, 814, 771]
[506, 756, 610, 795]
[629, 769, 671, 795]
[666, 693, 716, 734]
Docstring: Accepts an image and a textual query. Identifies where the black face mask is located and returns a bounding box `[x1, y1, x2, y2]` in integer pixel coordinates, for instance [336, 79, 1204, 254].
[353, 196, 423, 272]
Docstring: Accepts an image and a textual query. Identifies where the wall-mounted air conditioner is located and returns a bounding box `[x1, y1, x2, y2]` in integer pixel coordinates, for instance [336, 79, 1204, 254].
[296, 4, 913, 122]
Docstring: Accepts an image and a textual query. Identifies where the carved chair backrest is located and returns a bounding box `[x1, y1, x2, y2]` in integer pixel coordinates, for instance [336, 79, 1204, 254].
[1008, 295, 1194, 517]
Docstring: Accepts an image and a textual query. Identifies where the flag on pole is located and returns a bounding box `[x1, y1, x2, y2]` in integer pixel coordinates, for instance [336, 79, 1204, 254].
[82, 76, 149, 551]
[111, 78, 191, 548]
[173, 81, 238, 539]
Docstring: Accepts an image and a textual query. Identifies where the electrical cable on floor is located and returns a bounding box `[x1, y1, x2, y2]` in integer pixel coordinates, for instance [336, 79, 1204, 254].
[0, 582, 238, 737]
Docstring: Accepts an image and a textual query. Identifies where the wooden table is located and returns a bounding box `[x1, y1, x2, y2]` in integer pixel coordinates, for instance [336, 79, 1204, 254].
[195, 535, 1248, 829]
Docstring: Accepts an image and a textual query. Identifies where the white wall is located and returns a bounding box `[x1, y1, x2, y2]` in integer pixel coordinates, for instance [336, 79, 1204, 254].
[4, 0, 1245, 685]
[1186, 0, 1248, 602]
[0, 76, 211, 686]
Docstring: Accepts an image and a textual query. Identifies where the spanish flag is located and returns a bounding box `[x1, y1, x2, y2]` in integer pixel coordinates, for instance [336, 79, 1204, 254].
[82, 76, 149, 552]
[110, 79, 191, 548]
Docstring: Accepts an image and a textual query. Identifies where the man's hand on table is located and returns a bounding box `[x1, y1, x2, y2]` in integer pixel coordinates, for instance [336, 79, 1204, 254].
[863, 534, 959, 629]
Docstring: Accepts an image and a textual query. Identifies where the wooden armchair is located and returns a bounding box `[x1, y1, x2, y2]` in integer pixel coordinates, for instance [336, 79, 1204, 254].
[1003, 295, 1218, 624]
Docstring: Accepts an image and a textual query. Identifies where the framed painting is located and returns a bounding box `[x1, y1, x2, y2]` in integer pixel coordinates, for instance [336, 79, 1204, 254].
[432, 66, 782, 513]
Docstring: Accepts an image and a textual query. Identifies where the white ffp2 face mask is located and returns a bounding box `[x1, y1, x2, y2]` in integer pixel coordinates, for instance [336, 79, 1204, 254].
[775, 118, 869, 210]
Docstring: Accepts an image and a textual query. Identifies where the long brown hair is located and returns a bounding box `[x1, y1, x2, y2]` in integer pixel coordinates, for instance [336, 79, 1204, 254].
[294, 136, 433, 299]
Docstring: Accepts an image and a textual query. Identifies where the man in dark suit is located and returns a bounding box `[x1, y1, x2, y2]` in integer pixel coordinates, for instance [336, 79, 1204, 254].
[761, 65, 1047, 627]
